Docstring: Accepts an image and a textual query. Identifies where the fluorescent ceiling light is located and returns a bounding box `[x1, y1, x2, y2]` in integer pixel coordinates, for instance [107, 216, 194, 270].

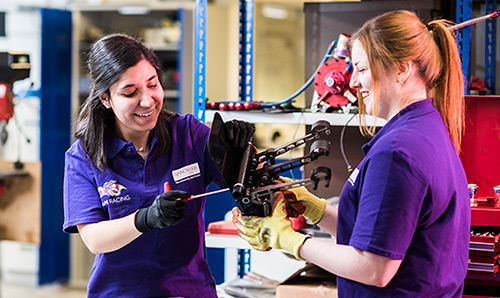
[118, 6, 151, 15]
[262, 6, 288, 20]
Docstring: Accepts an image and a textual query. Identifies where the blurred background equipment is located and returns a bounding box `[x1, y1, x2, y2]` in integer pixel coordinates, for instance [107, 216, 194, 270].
[310, 33, 357, 114]
[0, 52, 31, 144]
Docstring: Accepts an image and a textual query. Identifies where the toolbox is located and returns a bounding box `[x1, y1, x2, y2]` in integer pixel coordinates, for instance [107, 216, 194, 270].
[461, 96, 500, 294]
[468, 230, 500, 275]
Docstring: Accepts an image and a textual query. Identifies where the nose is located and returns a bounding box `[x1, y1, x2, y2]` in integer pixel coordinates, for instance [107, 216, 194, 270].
[349, 70, 360, 89]
[139, 89, 160, 108]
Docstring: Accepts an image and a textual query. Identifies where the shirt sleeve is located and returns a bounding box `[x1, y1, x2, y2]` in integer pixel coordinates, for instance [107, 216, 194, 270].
[63, 143, 107, 233]
[349, 148, 427, 260]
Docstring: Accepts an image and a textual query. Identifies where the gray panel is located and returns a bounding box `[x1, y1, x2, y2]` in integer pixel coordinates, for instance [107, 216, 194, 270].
[303, 1, 438, 197]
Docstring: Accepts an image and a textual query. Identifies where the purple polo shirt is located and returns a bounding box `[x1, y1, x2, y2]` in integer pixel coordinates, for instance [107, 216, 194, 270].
[337, 99, 470, 297]
[63, 114, 224, 298]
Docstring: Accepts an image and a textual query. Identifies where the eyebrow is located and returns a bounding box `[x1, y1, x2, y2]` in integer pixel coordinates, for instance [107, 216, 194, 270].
[119, 75, 158, 90]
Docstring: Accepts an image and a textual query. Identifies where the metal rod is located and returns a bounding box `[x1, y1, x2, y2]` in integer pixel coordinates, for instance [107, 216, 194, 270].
[189, 187, 230, 200]
[449, 10, 500, 31]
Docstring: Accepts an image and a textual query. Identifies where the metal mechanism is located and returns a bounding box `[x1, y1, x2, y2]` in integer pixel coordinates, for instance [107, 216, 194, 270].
[232, 120, 333, 217]
[310, 33, 357, 113]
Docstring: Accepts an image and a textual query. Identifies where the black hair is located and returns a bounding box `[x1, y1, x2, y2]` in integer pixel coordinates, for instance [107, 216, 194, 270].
[73, 33, 177, 171]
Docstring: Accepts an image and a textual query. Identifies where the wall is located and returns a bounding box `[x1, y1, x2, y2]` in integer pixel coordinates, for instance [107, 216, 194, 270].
[206, 1, 307, 155]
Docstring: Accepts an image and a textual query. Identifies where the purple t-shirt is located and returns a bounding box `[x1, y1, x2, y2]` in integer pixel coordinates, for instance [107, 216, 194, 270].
[337, 99, 470, 297]
[63, 114, 224, 298]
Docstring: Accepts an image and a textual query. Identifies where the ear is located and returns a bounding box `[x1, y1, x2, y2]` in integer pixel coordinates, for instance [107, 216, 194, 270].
[99, 94, 110, 109]
[396, 60, 412, 85]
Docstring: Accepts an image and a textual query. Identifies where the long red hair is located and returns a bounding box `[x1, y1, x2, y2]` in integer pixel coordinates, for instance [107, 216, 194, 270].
[350, 10, 465, 151]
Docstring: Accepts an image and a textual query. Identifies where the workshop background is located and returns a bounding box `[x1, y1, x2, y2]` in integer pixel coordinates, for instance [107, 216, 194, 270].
[0, 0, 499, 297]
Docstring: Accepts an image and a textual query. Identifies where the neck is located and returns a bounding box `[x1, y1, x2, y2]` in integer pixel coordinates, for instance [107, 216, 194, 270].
[391, 77, 428, 119]
[115, 128, 150, 152]
[133, 138, 149, 152]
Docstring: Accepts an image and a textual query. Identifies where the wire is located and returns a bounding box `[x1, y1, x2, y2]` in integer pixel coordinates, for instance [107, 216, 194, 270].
[259, 39, 338, 107]
[340, 111, 357, 173]
[210, 39, 338, 108]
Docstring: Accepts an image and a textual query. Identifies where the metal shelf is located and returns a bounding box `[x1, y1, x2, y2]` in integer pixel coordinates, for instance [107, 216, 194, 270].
[205, 110, 387, 127]
[205, 233, 252, 250]
[69, 2, 194, 12]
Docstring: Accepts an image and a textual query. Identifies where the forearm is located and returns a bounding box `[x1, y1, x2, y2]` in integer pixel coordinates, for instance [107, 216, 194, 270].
[316, 203, 338, 237]
[299, 238, 401, 287]
[77, 211, 142, 254]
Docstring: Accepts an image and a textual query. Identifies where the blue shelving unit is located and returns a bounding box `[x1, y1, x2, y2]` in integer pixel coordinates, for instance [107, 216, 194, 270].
[238, 0, 254, 103]
[195, 0, 254, 282]
[194, 0, 207, 122]
[456, 0, 498, 95]
[456, 0, 473, 94]
[40, 8, 72, 284]
[484, 0, 497, 94]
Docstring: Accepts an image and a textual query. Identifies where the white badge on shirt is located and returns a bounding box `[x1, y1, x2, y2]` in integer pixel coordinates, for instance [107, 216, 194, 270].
[348, 168, 359, 186]
[172, 162, 201, 184]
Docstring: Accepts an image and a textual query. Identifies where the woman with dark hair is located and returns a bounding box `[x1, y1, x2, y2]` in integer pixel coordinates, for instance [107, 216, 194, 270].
[232, 10, 470, 297]
[63, 33, 224, 297]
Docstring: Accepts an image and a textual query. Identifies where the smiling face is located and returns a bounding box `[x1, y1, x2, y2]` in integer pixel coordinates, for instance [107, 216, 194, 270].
[101, 59, 164, 142]
[349, 39, 399, 120]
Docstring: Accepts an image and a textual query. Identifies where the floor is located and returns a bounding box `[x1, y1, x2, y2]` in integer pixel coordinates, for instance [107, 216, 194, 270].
[1, 283, 87, 298]
[0, 283, 235, 298]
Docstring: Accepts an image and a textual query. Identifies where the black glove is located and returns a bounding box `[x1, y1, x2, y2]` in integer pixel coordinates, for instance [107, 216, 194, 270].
[208, 112, 255, 189]
[134, 190, 189, 233]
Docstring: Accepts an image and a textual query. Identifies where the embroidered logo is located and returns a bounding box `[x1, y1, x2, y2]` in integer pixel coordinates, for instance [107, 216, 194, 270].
[98, 180, 127, 198]
[172, 163, 201, 184]
[348, 168, 360, 186]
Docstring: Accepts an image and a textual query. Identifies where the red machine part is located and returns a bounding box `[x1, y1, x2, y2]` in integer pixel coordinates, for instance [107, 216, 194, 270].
[313, 59, 356, 109]
[0, 82, 14, 121]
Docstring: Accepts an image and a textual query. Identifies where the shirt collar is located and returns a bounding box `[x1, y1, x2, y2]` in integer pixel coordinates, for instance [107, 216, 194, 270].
[106, 130, 158, 159]
[362, 98, 435, 155]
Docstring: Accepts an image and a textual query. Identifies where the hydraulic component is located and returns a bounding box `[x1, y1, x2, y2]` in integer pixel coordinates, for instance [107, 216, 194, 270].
[211, 112, 333, 217]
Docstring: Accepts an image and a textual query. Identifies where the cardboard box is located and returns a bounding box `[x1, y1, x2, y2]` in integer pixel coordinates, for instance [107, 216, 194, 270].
[276, 263, 337, 298]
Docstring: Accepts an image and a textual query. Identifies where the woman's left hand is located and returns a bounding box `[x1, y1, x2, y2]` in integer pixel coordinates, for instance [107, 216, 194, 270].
[232, 195, 310, 260]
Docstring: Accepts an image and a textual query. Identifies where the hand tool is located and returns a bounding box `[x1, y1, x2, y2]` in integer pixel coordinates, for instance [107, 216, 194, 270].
[164, 182, 230, 201]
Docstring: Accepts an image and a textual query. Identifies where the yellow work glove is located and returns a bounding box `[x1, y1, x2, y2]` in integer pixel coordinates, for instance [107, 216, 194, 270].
[233, 195, 310, 260]
[279, 176, 327, 224]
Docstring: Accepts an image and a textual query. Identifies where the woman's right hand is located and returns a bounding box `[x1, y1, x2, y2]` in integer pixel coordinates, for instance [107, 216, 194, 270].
[279, 177, 327, 224]
[134, 190, 189, 232]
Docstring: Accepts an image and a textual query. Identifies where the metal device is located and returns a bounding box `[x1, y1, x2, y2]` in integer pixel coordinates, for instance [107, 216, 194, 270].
[229, 119, 333, 217]
[310, 33, 357, 113]
[0, 52, 30, 144]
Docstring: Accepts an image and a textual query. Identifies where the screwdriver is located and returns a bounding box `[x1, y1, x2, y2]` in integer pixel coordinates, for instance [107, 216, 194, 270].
[164, 182, 230, 201]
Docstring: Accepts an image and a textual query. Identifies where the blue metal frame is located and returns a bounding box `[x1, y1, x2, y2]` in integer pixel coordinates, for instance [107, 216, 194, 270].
[239, 0, 254, 102]
[40, 8, 72, 284]
[456, 0, 472, 94]
[237, 248, 251, 278]
[484, 0, 497, 94]
[177, 8, 184, 114]
[196, 0, 253, 278]
[194, 0, 207, 122]
[236, 0, 253, 276]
